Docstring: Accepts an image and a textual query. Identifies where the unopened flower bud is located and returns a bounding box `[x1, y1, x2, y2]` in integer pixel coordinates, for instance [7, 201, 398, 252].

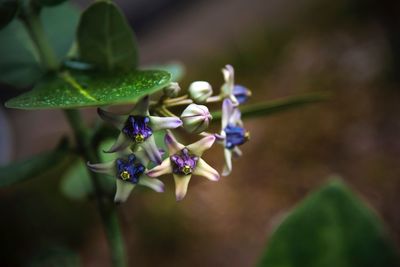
[233, 85, 251, 104]
[164, 82, 181, 97]
[188, 81, 213, 103]
[180, 104, 212, 133]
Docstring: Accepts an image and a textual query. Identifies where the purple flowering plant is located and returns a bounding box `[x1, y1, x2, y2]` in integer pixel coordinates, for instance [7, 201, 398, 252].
[0, 0, 329, 266]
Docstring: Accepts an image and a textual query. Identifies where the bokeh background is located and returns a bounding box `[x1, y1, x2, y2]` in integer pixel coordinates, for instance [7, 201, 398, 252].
[1, 0, 400, 266]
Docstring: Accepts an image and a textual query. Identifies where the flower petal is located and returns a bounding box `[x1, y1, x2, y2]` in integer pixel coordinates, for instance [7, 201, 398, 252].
[97, 108, 125, 129]
[229, 108, 243, 126]
[222, 148, 233, 176]
[103, 132, 130, 153]
[193, 158, 220, 181]
[133, 148, 150, 166]
[164, 131, 185, 155]
[138, 176, 165, 192]
[114, 179, 135, 203]
[87, 160, 116, 176]
[222, 98, 234, 129]
[141, 135, 162, 164]
[149, 116, 182, 131]
[222, 64, 234, 90]
[186, 135, 215, 156]
[146, 158, 172, 177]
[173, 173, 192, 201]
[233, 146, 243, 158]
[130, 96, 150, 116]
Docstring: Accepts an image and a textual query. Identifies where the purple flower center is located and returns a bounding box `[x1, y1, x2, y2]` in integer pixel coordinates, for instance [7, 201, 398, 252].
[116, 154, 145, 184]
[170, 148, 199, 175]
[224, 124, 250, 149]
[122, 115, 152, 143]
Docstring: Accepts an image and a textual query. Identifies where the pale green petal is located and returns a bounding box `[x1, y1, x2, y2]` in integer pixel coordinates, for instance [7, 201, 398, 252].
[138, 176, 165, 192]
[173, 173, 192, 201]
[146, 158, 172, 178]
[193, 158, 220, 181]
[222, 148, 232, 176]
[186, 135, 215, 156]
[114, 179, 135, 203]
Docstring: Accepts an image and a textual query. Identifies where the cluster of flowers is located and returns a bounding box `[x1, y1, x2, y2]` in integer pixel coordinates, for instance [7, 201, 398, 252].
[88, 65, 252, 202]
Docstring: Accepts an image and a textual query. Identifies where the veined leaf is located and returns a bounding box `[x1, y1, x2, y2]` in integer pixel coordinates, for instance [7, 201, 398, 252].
[0, 139, 70, 187]
[77, 1, 138, 71]
[5, 69, 171, 109]
[211, 92, 330, 120]
[0, 2, 79, 88]
[0, 0, 19, 30]
[257, 179, 400, 267]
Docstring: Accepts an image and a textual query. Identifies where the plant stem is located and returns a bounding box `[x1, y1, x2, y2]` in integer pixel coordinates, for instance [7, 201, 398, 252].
[20, 3, 58, 71]
[64, 109, 127, 267]
[20, 1, 127, 265]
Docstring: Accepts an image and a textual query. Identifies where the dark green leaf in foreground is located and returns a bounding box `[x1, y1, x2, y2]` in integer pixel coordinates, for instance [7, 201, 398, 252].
[77, 1, 138, 71]
[257, 179, 400, 267]
[5, 69, 171, 109]
[0, 139, 70, 187]
[211, 92, 330, 120]
[0, 2, 79, 87]
[0, 0, 18, 30]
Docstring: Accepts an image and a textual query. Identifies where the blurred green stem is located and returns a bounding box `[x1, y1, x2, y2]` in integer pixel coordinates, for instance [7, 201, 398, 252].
[20, 1, 127, 266]
[64, 109, 127, 267]
[19, 2, 58, 71]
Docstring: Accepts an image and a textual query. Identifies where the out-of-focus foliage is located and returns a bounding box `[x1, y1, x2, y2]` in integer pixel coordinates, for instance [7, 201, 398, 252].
[5, 70, 171, 109]
[258, 179, 400, 267]
[0, 138, 70, 187]
[212, 92, 329, 120]
[0, 2, 79, 87]
[0, 0, 18, 29]
[143, 62, 186, 82]
[77, 1, 138, 72]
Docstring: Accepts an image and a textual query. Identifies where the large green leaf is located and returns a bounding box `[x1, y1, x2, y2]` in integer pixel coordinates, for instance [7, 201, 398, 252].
[143, 62, 185, 82]
[0, 2, 79, 87]
[0, 0, 19, 30]
[257, 179, 400, 267]
[211, 92, 330, 120]
[33, 0, 68, 7]
[77, 1, 138, 71]
[5, 69, 171, 109]
[0, 139, 70, 187]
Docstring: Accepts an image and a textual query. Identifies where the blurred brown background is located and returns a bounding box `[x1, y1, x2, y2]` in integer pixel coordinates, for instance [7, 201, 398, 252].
[1, 0, 400, 266]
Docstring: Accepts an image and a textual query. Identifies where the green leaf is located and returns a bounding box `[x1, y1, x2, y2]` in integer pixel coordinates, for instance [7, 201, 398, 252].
[5, 69, 171, 109]
[143, 62, 185, 82]
[211, 92, 330, 120]
[0, 139, 70, 187]
[257, 179, 400, 267]
[77, 1, 138, 71]
[0, 0, 19, 30]
[0, 2, 79, 87]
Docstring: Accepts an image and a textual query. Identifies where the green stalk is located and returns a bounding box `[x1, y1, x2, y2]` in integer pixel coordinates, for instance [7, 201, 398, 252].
[20, 3, 58, 70]
[20, 1, 127, 266]
[64, 110, 127, 267]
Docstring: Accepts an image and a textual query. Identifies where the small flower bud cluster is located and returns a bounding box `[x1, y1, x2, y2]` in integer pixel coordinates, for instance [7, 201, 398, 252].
[89, 65, 251, 203]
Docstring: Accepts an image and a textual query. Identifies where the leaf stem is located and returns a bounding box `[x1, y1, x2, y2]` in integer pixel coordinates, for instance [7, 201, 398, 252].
[64, 109, 127, 267]
[19, 2, 59, 71]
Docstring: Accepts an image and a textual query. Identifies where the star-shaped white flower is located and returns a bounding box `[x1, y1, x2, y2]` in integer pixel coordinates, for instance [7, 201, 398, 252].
[218, 98, 249, 176]
[98, 96, 182, 164]
[87, 148, 164, 203]
[146, 131, 220, 201]
[221, 64, 251, 105]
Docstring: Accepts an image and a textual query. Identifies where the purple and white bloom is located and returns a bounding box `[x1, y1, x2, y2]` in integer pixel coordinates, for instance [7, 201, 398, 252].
[87, 149, 164, 203]
[180, 104, 212, 133]
[146, 131, 220, 201]
[98, 96, 182, 164]
[221, 65, 252, 105]
[188, 81, 213, 103]
[219, 98, 250, 176]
